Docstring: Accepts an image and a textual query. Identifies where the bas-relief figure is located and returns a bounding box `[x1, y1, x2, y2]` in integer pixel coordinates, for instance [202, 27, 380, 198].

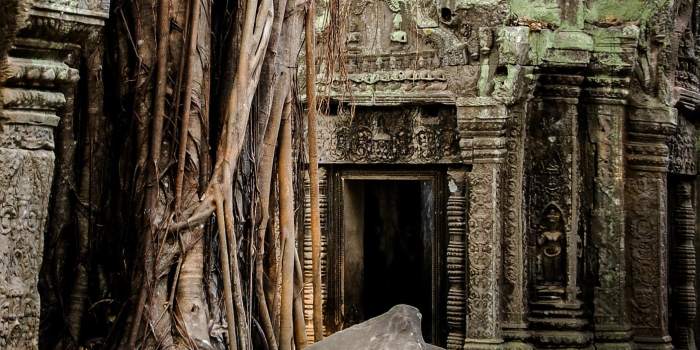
[301, 0, 700, 349]
[535, 205, 565, 298]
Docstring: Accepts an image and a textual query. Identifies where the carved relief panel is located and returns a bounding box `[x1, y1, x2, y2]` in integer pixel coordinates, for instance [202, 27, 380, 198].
[320, 0, 481, 104]
[317, 106, 460, 164]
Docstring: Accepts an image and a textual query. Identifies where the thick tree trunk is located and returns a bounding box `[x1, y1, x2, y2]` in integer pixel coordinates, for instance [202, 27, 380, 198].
[278, 96, 296, 350]
[37, 0, 317, 346]
[304, 0, 324, 341]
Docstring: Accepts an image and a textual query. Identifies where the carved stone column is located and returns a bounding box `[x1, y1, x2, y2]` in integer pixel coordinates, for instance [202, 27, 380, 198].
[583, 74, 633, 350]
[525, 72, 591, 348]
[0, 1, 109, 348]
[667, 114, 697, 350]
[458, 97, 506, 350]
[446, 168, 468, 350]
[625, 104, 676, 350]
[670, 180, 697, 350]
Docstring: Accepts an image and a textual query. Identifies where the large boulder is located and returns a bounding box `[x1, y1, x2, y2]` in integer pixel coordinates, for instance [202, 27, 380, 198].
[307, 305, 444, 350]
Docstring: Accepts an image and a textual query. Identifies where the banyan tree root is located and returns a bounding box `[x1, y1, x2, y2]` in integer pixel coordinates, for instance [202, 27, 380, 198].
[304, 0, 324, 341]
[278, 93, 296, 350]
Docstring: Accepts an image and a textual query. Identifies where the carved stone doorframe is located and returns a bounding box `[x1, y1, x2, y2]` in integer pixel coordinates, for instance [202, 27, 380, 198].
[323, 167, 450, 345]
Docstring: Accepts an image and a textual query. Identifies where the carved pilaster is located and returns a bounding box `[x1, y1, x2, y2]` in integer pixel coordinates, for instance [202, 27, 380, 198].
[501, 103, 528, 343]
[0, 92, 59, 350]
[526, 72, 591, 348]
[0, 1, 109, 348]
[303, 167, 328, 339]
[446, 169, 467, 350]
[459, 97, 506, 350]
[625, 104, 676, 350]
[667, 114, 697, 350]
[583, 75, 633, 350]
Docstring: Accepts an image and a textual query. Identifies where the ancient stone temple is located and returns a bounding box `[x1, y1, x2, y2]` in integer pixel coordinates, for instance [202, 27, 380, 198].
[0, 0, 109, 348]
[0, 0, 699, 349]
[298, 0, 700, 349]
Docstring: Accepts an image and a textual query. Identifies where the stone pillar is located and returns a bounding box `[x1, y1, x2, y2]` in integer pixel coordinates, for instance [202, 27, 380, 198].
[583, 75, 633, 350]
[625, 104, 676, 350]
[667, 113, 697, 350]
[458, 97, 506, 350]
[525, 72, 590, 348]
[446, 169, 468, 350]
[0, 1, 109, 348]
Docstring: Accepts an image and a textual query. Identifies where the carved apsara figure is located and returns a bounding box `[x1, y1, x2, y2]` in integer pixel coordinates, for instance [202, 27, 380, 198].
[536, 205, 566, 294]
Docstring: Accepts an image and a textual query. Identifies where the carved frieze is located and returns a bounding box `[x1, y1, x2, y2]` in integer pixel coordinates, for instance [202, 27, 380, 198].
[316, 106, 460, 164]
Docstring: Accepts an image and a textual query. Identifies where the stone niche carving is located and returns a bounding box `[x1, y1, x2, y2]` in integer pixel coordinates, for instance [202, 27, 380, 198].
[317, 106, 460, 164]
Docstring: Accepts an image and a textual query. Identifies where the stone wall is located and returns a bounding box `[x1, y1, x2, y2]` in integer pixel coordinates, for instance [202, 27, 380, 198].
[304, 0, 700, 349]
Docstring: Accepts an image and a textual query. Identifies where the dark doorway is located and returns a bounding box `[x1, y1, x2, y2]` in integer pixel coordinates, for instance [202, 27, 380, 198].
[342, 179, 436, 342]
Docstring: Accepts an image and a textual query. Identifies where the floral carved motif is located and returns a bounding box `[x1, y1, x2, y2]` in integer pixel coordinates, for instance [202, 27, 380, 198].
[501, 105, 526, 329]
[466, 165, 501, 340]
[625, 175, 668, 335]
[0, 149, 54, 349]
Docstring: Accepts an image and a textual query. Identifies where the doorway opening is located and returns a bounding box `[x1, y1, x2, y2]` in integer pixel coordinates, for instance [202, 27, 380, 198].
[341, 177, 439, 342]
